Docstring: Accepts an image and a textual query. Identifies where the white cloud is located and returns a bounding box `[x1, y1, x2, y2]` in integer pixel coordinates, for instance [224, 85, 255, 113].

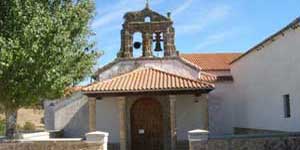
[172, 0, 194, 16]
[193, 30, 237, 50]
[176, 4, 232, 35]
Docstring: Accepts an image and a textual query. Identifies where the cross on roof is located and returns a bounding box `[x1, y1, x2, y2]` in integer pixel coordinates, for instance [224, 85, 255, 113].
[146, 0, 150, 8]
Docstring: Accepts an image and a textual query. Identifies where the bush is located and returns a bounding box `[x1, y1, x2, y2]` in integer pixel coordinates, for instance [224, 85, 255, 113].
[0, 119, 5, 136]
[22, 122, 36, 131]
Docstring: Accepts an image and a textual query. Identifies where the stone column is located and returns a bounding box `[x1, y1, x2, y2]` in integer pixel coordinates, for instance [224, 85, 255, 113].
[142, 32, 153, 57]
[188, 129, 209, 150]
[169, 95, 177, 150]
[163, 27, 177, 57]
[118, 97, 127, 150]
[119, 29, 133, 58]
[88, 97, 96, 132]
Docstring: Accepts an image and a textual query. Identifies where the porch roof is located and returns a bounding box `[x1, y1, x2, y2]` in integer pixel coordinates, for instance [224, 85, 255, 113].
[83, 67, 214, 96]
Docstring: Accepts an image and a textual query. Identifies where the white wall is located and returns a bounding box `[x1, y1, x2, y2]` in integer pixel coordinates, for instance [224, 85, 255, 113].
[96, 98, 120, 143]
[208, 81, 235, 135]
[98, 58, 199, 81]
[175, 95, 207, 141]
[92, 95, 208, 142]
[231, 26, 300, 132]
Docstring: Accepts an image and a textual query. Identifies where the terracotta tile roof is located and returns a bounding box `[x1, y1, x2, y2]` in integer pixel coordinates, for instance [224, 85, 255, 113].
[180, 53, 242, 71]
[200, 72, 217, 83]
[83, 67, 214, 93]
[64, 86, 85, 96]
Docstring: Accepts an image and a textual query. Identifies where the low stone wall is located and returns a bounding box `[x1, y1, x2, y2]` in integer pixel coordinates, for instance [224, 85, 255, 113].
[208, 133, 300, 150]
[189, 130, 300, 150]
[0, 141, 103, 150]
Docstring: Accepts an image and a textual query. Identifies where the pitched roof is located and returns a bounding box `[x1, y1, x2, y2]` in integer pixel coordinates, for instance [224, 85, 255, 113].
[231, 17, 300, 64]
[180, 53, 242, 71]
[200, 72, 217, 82]
[83, 67, 214, 94]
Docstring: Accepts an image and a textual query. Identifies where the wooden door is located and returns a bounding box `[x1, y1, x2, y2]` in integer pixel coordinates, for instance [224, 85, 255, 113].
[131, 98, 164, 150]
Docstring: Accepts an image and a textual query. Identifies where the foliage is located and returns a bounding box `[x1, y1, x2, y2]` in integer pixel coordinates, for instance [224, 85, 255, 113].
[0, 0, 100, 137]
[0, 0, 99, 110]
[0, 119, 4, 136]
[22, 122, 36, 131]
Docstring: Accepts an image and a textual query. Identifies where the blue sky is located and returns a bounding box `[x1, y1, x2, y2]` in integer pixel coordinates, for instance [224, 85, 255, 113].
[91, 0, 299, 68]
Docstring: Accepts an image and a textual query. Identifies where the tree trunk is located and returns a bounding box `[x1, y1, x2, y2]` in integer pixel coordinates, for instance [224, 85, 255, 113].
[5, 110, 18, 139]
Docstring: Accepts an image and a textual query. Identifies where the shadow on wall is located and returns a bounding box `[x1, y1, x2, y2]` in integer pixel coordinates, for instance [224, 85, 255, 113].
[63, 101, 89, 138]
[44, 93, 89, 138]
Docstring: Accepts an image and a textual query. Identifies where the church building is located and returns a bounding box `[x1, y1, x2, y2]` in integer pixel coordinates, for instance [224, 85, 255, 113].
[44, 3, 300, 150]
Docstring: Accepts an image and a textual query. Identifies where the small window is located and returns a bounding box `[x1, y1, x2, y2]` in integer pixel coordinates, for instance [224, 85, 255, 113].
[144, 16, 151, 22]
[283, 94, 291, 118]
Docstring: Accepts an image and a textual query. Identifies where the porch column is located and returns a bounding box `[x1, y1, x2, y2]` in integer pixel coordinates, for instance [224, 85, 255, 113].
[88, 97, 96, 132]
[169, 95, 177, 150]
[118, 97, 127, 150]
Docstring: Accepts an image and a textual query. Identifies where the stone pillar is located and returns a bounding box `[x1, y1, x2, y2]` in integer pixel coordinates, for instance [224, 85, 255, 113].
[88, 97, 96, 132]
[119, 29, 133, 58]
[164, 27, 177, 57]
[188, 129, 209, 150]
[142, 32, 153, 57]
[86, 131, 109, 150]
[118, 97, 127, 150]
[169, 95, 177, 150]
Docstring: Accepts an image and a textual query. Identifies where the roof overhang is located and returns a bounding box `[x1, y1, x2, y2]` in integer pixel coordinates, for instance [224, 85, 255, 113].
[84, 88, 213, 98]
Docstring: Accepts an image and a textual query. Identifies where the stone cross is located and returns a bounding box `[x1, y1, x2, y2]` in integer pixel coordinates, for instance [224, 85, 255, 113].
[146, 0, 150, 8]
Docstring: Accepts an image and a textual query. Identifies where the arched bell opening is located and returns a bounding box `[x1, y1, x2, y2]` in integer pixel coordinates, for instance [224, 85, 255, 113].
[152, 32, 164, 57]
[132, 32, 143, 58]
[144, 16, 151, 23]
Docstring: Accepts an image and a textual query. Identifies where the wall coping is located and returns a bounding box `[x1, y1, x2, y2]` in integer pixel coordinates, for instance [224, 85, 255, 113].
[209, 132, 300, 140]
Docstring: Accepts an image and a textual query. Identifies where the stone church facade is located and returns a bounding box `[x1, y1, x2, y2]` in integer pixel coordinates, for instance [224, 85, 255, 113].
[44, 4, 300, 150]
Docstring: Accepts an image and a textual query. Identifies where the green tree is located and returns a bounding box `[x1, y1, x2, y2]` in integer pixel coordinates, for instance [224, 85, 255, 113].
[0, 0, 99, 138]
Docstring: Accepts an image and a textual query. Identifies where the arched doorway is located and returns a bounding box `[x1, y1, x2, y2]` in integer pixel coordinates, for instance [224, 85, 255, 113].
[130, 98, 164, 150]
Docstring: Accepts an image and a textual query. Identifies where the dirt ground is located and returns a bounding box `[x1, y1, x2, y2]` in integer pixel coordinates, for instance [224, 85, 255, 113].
[0, 109, 44, 130]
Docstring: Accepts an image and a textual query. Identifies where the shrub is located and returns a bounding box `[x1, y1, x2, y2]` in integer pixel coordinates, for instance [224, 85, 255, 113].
[22, 122, 36, 131]
[0, 119, 5, 136]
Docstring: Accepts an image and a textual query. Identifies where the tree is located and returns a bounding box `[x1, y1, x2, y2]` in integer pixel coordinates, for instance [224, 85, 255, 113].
[0, 0, 99, 138]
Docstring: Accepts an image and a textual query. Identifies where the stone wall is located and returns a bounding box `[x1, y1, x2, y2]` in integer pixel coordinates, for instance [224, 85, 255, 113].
[189, 131, 300, 150]
[208, 135, 300, 150]
[0, 141, 103, 150]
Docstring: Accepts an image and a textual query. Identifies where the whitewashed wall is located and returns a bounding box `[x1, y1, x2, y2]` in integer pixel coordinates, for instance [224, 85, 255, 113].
[175, 95, 207, 141]
[94, 95, 208, 142]
[230, 26, 300, 132]
[208, 81, 235, 135]
[95, 98, 120, 143]
[97, 58, 200, 81]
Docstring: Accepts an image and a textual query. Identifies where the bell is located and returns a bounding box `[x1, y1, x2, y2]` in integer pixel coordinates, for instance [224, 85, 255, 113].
[154, 32, 162, 52]
[154, 41, 162, 52]
[134, 42, 142, 49]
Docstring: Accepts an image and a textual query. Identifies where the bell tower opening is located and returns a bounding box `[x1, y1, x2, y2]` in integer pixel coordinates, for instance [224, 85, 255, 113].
[153, 32, 164, 57]
[117, 5, 178, 59]
[144, 16, 151, 22]
[133, 32, 143, 57]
